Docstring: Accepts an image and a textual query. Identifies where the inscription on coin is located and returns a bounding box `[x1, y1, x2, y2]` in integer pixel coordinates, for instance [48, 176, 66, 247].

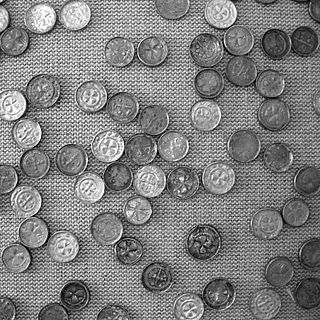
[155, 0, 190, 20]
[20, 149, 50, 179]
[294, 277, 320, 309]
[0, 165, 18, 195]
[261, 29, 291, 60]
[139, 105, 169, 136]
[173, 293, 204, 320]
[194, 68, 224, 99]
[299, 238, 320, 272]
[0, 27, 29, 56]
[12, 118, 42, 149]
[104, 162, 133, 192]
[226, 56, 257, 86]
[60, 280, 90, 311]
[1, 243, 31, 273]
[0, 90, 27, 122]
[294, 166, 320, 197]
[0, 6, 9, 33]
[38, 303, 69, 320]
[291, 26, 319, 56]
[0, 297, 16, 320]
[205, 0, 237, 29]
[282, 198, 309, 227]
[255, 69, 285, 98]
[265, 256, 294, 287]
[114, 237, 143, 265]
[123, 196, 153, 225]
[264, 143, 293, 173]
[224, 25, 254, 55]
[105, 37, 135, 67]
[97, 305, 130, 320]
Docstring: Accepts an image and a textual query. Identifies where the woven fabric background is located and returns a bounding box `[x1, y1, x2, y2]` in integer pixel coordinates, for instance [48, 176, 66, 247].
[1, 0, 320, 319]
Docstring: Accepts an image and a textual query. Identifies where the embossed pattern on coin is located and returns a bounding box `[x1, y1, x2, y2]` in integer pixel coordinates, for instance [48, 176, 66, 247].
[105, 37, 135, 67]
[0, 90, 27, 122]
[226, 56, 257, 86]
[1, 243, 31, 273]
[0, 6, 9, 33]
[205, 0, 237, 29]
[294, 277, 320, 309]
[97, 305, 130, 320]
[264, 143, 293, 173]
[310, 0, 320, 23]
[0, 27, 29, 56]
[255, 69, 285, 98]
[265, 256, 294, 287]
[294, 166, 320, 197]
[0, 165, 18, 195]
[104, 162, 133, 192]
[173, 293, 204, 320]
[123, 196, 153, 225]
[291, 26, 319, 57]
[282, 198, 309, 227]
[261, 29, 291, 60]
[114, 237, 143, 265]
[38, 303, 69, 320]
[20, 149, 50, 179]
[155, 0, 190, 20]
[194, 68, 224, 99]
[299, 238, 320, 272]
[60, 280, 90, 311]
[224, 25, 254, 55]
[139, 105, 169, 136]
[0, 296, 16, 320]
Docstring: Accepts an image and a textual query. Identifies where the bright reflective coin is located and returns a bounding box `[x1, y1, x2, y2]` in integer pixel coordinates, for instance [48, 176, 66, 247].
[173, 293, 204, 320]
[12, 118, 42, 149]
[310, 0, 320, 23]
[261, 29, 291, 60]
[103, 162, 133, 192]
[265, 256, 294, 287]
[291, 26, 319, 57]
[105, 37, 135, 67]
[60, 280, 90, 311]
[0, 6, 9, 33]
[205, 0, 237, 29]
[123, 196, 153, 225]
[294, 277, 320, 309]
[224, 25, 254, 55]
[38, 303, 69, 320]
[139, 105, 169, 136]
[155, 0, 190, 20]
[299, 238, 320, 272]
[1, 243, 31, 273]
[264, 143, 293, 173]
[20, 149, 50, 179]
[0, 27, 29, 56]
[114, 237, 143, 265]
[226, 56, 257, 86]
[255, 70, 285, 98]
[0, 297, 16, 320]
[313, 87, 320, 116]
[0, 165, 18, 195]
[0, 90, 26, 122]
[282, 198, 309, 227]
[194, 68, 224, 99]
[294, 166, 320, 197]
[97, 305, 130, 320]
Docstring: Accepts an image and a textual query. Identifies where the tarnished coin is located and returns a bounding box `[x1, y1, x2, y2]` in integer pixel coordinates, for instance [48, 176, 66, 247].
[56, 144, 88, 177]
[18, 216, 49, 249]
[190, 33, 224, 67]
[137, 36, 168, 67]
[107, 92, 139, 123]
[74, 172, 105, 204]
[255, 70, 285, 98]
[0, 6, 9, 33]
[264, 143, 293, 173]
[155, 0, 190, 20]
[265, 256, 294, 287]
[91, 213, 123, 246]
[75, 80, 107, 113]
[1, 243, 31, 273]
[203, 279, 236, 310]
[114, 237, 143, 265]
[125, 134, 157, 166]
[310, 0, 320, 23]
[12, 118, 42, 149]
[103, 162, 133, 192]
[59, 0, 91, 31]
[97, 305, 130, 320]
[227, 129, 261, 162]
[226, 56, 257, 86]
[251, 208, 283, 240]
[141, 262, 173, 293]
[60, 280, 90, 311]
[139, 105, 169, 136]
[0, 90, 27, 122]
[294, 277, 320, 309]
[26, 74, 60, 109]
[294, 166, 320, 197]
[38, 303, 69, 320]
[25, 3, 56, 34]
[313, 87, 320, 116]
[205, 0, 237, 29]
[105, 37, 135, 67]
[47, 231, 79, 263]
[0, 27, 29, 56]
[173, 293, 204, 320]
[11, 185, 42, 218]
[299, 238, 320, 272]
[250, 288, 281, 319]
[190, 100, 221, 131]
[194, 68, 224, 99]
[20, 149, 50, 179]
[133, 165, 166, 198]
[224, 25, 254, 55]
[261, 29, 291, 60]
[123, 196, 153, 225]
[0, 297, 16, 320]
[0, 165, 18, 195]
[291, 26, 319, 57]
[282, 198, 309, 227]
[91, 130, 124, 163]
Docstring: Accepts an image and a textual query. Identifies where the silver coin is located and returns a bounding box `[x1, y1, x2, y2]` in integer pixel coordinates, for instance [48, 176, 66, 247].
[0, 296, 16, 320]
[264, 256, 294, 287]
[282, 198, 309, 227]
[155, 0, 190, 20]
[1, 243, 31, 273]
[0, 90, 27, 122]
[20, 149, 50, 179]
[205, 0, 237, 29]
[0, 5, 9, 33]
[294, 166, 320, 197]
[0, 165, 18, 195]
[123, 196, 153, 225]
[173, 292, 204, 320]
[105, 37, 135, 67]
[224, 25, 254, 55]
[255, 69, 285, 98]
[264, 142, 293, 173]
[313, 87, 320, 117]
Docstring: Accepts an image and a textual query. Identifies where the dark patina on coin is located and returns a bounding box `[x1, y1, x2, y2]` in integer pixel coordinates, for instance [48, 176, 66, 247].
[282, 198, 309, 227]
[291, 26, 319, 57]
[38, 303, 69, 320]
[224, 25, 254, 56]
[194, 68, 224, 99]
[139, 105, 169, 136]
[105, 37, 135, 67]
[155, 0, 190, 20]
[299, 238, 320, 272]
[265, 256, 294, 287]
[103, 162, 133, 192]
[261, 29, 291, 59]
[2, 243, 31, 273]
[123, 196, 153, 225]
[255, 69, 285, 98]
[0, 165, 18, 195]
[0, 6, 9, 34]
[0, 297, 15, 320]
[60, 280, 90, 311]
[0, 27, 29, 56]
[226, 56, 257, 86]
[294, 166, 320, 197]
[310, 0, 320, 23]
[114, 237, 143, 265]
[20, 149, 50, 179]
[264, 143, 293, 173]
[294, 277, 320, 309]
[97, 305, 130, 320]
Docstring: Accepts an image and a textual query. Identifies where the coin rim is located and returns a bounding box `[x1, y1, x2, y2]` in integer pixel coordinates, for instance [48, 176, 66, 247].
[291, 26, 319, 57]
[172, 292, 204, 320]
[123, 195, 153, 225]
[263, 142, 293, 173]
[293, 165, 320, 197]
[0, 27, 29, 56]
[194, 68, 224, 99]
[105, 37, 135, 67]
[298, 238, 320, 272]
[114, 237, 143, 265]
[0, 296, 16, 320]
[0, 164, 18, 194]
[38, 302, 69, 320]
[97, 304, 130, 320]
[155, 0, 190, 20]
[282, 198, 309, 227]
[0, 5, 10, 33]
[313, 87, 320, 117]
[294, 277, 320, 309]
[0, 89, 27, 122]
[255, 69, 285, 98]
[103, 161, 133, 192]
[264, 256, 294, 287]
[309, 0, 320, 23]
[20, 148, 50, 179]
[1, 242, 31, 273]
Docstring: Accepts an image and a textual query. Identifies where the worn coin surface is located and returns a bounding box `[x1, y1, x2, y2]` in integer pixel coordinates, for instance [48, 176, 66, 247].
[155, 0, 190, 20]
[0, 90, 27, 122]
[139, 105, 169, 136]
[282, 198, 309, 227]
[38, 303, 69, 320]
[226, 56, 257, 86]
[264, 143, 293, 173]
[114, 237, 143, 265]
[299, 238, 320, 272]
[0, 297, 16, 320]
[194, 68, 224, 99]
[205, 0, 237, 29]
[173, 292, 204, 320]
[0, 27, 29, 56]
[12, 118, 42, 149]
[60, 280, 90, 311]
[255, 69, 285, 98]
[0, 165, 18, 195]
[105, 37, 135, 67]
[224, 25, 254, 55]
[291, 26, 319, 57]
[123, 196, 153, 225]
[20, 149, 50, 179]
[0, 6, 9, 33]
[97, 305, 130, 320]
[265, 256, 294, 287]
[294, 166, 320, 197]
[103, 162, 133, 192]
[310, 0, 320, 22]
[261, 29, 291, 59]
[294, 277, 320, 309]
[1, 243, 31, 273]
[313, 87, 320, 116]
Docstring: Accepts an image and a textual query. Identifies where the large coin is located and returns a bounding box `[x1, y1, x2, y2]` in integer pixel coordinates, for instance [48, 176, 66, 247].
[105, 37, 135, 67]
[155, 0, 190, 20]
[261, 29, 291, 60]
[205, 0, 237, 29]
[173, 292, 204, 320]
[12, 118, 42, 149]
[263, 142, 293, 173]
[0, 27, 29, 56]
[123, 196, 153, 225]
[1, 243, 31, 273]
[0, 165, 18, 195]
[291, 26, 319, 57]
[0, 90, 27, 122]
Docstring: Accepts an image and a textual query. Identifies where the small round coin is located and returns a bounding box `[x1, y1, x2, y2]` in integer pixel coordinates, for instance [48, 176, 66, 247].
[255, 69, 285, 98]
[0, 90, 27, 122]
[97, 305, 130, 320]
[224, 25, 254, 55]
[264, 143, 293, 173]
[205, 0, 237, 29]
[226, 56, 257, 86]
[103, 162, 133, 192]
[299, 238, 320, 272]
[60, 280, 90, 311]
[0, 27, 29, 56]
[282, 198, 309, 227]
[173, 293, 204, 320]
[114, 237, 143, 265]
[12, 118, 42, 149]
[194, 68, 224, 99]
[261, 29, 291, 60]
[265, 256, 294, 287]
[0, 165, 18, 195]
[0, 297, 16, 320]
[38, 303, 69, 320]
[0, 6, 9, 33]
[294, 277, 320, 309]
[313, 87, 320, 116]
[291, 26, 319, 57]
[155, 0, 190, 20]
[105, 37, 135, 67]
[1, 243, 31, 273]
[20, 149, 50, 179]
[123, 196, 153, 225]
[294, 166, 320, 197]
[139, 105, 169, 136]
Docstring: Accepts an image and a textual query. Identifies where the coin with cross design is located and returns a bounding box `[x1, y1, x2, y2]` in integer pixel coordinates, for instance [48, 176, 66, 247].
[264, 256, 294, 287]
[0, 27, 29, 56]
[38, 303, 69, 320]
[0, 6, 9, 33]
[60, 280, 90, 311]
[224, 25, 254, 55]
[0, 165, 18, 195]
[294, 277, 320, 309]
[105, 37, 135, 67]
[226, 56, 257, 86]
[0, 90, 27, 122]
[123, 196, 153, 225]
[104, 162, 133, 192]
[155, 0, 190, 20]
[114, 237, 143, 265]
[173, 292, 204, 320]
[255, 69, 285, 98]
[291, 26, 319, 57]
[97, 305, 130, 320]
[1, 243, 31, 273]
[20, 149, 50, 179]
[0, 297, 16, 320]
[194, 68, 224, 99]
[299, 238, 320, 272]
[261, 29, 291, 60]
[282, 198, 309, 227]
[205, 0, 237, 29]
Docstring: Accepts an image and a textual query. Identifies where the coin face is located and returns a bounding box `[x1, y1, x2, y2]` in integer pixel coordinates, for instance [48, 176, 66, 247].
[255, 69, 285, 98]
[137, 36, 168, 67]
[60, 0, 91, 31]
[75, 80, 107, 113]
[224, 25, 254, 55]
[123, 196, 153, 225]
[0, 27, 29, 56]
[251, 208, 283, 240]
[97, 305, 130, 320]
[190, 100, 221, 131]
[12, 118, 42, 149]
[264, 143, 293, 173]
[18, 216, 49, 249]
[107, 92, 139, 123]
[105, 37, 135, 67]
[20, 149, 50, 179]
[133, 165, 166, 198]
[313, 87, 320, 116]
[299, 238, 320, 272]
[226, 56, 257, 86]
[310, 0, 320, 23]
[38, 303, 69, 320]
[11, 185, 42, 218]
[1, 243, 31, 273]
[74, 172, 105, 204]
[0, 6, 9, 33]
[294, 166, 320, 197]
[282, 198, 309, 227]
[56, 144, 88, 177]
[227, 129, 261, 162]
[0, 90, 27, 122]
[139, 105, 169, 136]
[261, 29, 291, 59]
[205, 0, 237, 29]
[25, 3, 56, 34]
[173, 293, 204, 320]
[114, 237, 143, 265]
[91, 213, 123, 246]
[0, 165, 18, 195]
[190, 33, 224, 67]
[250, 289, 281, 319]
[47, 231, 79, 263]
[265, 256, 294, 287]
[291, 26, 319, 56]
[155, 0, 190, 20]
[104, 162, 133, 192]
[60, 280, 90, 311]
[194, 68, 224, 99]
[91, 130, 124, 163]
[0, 297, 16, 320]
[294, 278, 320, 309]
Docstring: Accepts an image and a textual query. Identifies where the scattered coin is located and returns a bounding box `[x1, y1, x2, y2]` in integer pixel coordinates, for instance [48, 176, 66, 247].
[103, 162, 133, 192]
[255, 69, 285, 98]
[291, 26, 319, 57]
[12, 118, 42, 149]
[264, 143, 293, 173]
[261, 29, 291, 59]
[0, 297, 16, 320]
[224, 25, 254, 55]
[38, 303, 69, 320]
[139, 105, 169, 136]
[294, 277, 320, 309]
[264, 256, 294, 287]
[0, 6, 9, 33]
[20, 149, 50, 179]
[114, 237, 143, 265]
[282, 198, 309, 227]
[205, 0, 237, 29]
[226, 56, 257, 86]
[123, 196, 153, 225]
[60, 280, 90, 311]
[97, 305, 130, 320]
[0, 27, 29, 56]
[155, 0, 190, 20]
[0, 90, 27, 122]
[294, 166, 320, 197]
[309, 0, 320, 23]
[0, 165, 18, 195]
[299, 238, 320, 272]
[173, 292, 204, 320]
[1, 243, 31, 273]
[313, 87, 320, 116]
[105, 37, 135, 67]
[194, 68, 224, 99]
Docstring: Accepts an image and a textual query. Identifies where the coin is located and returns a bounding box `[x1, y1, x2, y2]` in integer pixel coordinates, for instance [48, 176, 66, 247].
[139, 105, 169, 136]
[105, 37, 135, 67]
[123, 196, 153, 225]
[299, 238, 320, 272]
[202, 162, 235, 195]
[194, 68, 224, 99]
[103, 162, 133, 192]
[264, 256, 294, 287]
[227, 129, 261, 162]
[47, 231, 79, 263]
[250, 208, 283, 240]
[0, 90, 27, 122]
[12, 118, 42, 149]
[261, 29, 291, 60]
[97, 305, 130, 320]
[74, 172, 105, 204]
[264, 143, 293, 173]
[313, 87, 320, 116]
[226, 56, 257, 86]
[114, 237, 143, 265]
[294, 277, 320, 309]
[56, 144, 88, 177]
[155, 0, 190, 20]
[190, 33, 224, 67]
[91, 130, 124, 163]
[91, 213, 123, 246]
[250, 288, 281, 319]
[205, 0, 237, 29]
[60, 280, 90, 311]
[310, 0, 320, 23]
[0, 165, 18, 195]
[125, 134, 157, 166]
[291, 26, 319, 57]
[255, 69, 285, 98]
[0, 297, 15, 320]
[0, 27, 29, 56]
[26, 74, 60, 109]
[75, 80, 107, 113]
[294, 166, 320, 197]
[224, 25, 254, 55]
[0, 6, 9, 33]
[18, 216, 49, 249]
[141, 262, 173, 293]
[1, 243, 31, 273]
[25, 3, 56, 34]
[173, 293, 204, 320]
[11, 185, 42, 218]
[137, 36, 168, 67]
[20, 149, 50, 179]
[282, 198, 309, 227]
[38, 303, 69, 320]
[107, 92, 139, 123]
[59, 0, 91, 31]
[133, 165, 166, 198]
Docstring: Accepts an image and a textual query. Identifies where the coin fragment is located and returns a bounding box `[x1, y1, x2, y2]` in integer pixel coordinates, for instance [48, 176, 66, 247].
[310, 0, 320, 23]
[97, 305, 130, 320]
[20, 149, 50, 179]
[139, 105, 169, 136]
[0, 27, 29, 56]
[0, 90, 27, 122]
[0, 6, 9, 33]
[60, 280, 90, 311]
[261, 29, 291, 60]
[123, 196, 153, 225]
[0, 165, 18, 195]
[155, 0, 190, 20]
[103, 162, 133, 192]
[291, 26, 319, 57]
[1, 243, 31, 273]
[0, 296, 16, 320]
[194, 68, 224, 99]
[294, 166, 320, 197]
[264, 256, 294, 287]
[313, 87, 320, 116]
[105, 37, 135, 67]
[255, 69, 285, 98]
[114, 237, 143, 265]
[38, 303, 69, 320]
[264, 143, 293, 173]
[205, 0, 237, 29]
[294, 277, 320, 309]
[173, 293, 204, 320]
[299, 238, 320, 272]
[226, 56, 257, 86]
[224, 25, 254, 55]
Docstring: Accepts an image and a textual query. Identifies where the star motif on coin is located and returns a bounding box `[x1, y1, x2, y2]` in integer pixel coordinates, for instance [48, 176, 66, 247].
[144, 38, 163, 61]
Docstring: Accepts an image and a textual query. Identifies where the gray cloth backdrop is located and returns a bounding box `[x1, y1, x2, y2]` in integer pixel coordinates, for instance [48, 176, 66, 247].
[1, 0, 320, 319]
